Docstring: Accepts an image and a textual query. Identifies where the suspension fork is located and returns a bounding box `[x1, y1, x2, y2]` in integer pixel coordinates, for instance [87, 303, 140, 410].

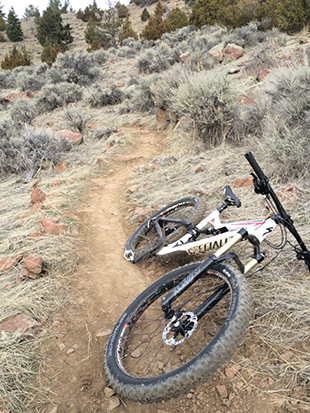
[161, 228, 248, 318]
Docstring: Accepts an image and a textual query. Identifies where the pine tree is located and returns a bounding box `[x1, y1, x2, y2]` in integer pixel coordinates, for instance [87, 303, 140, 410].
[141, 8, 150, 21]
[6, 8, 23, 42]
[1, 45, 32, 69]
[141, 0, 171, 41]
[35, 5, 73, 50]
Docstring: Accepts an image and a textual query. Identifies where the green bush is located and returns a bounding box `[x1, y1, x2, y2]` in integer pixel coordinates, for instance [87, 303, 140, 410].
[167, 8, 189, 31]
[0, 125, 72, 177]
[85, 84, 123, 107]
[9, 99, 36, 124]
[141, 0, 171, 41]
[61, 107, 90, 133]
[48, 49, 102, 85]
[41, 40, 62, 66]
[34, 82, 83, 112]
[136, 44, 179, 74]
[1, 46, 32, 70]
[257, 66, 310, 179]
[169, 71, 242, 147]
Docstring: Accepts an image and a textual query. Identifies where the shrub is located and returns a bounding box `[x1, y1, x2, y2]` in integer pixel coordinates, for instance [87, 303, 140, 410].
[256, 66, 310, 179]
[120, 75, 158, 113]
[85, 84, 123, 107]
[116, 3, 129, 18]
[92, 49, 108, 65]
[35, 82, 83, 112]
[61, 107, 90, 133]
[16, 63, 48, 91]
[0, 126, 72, 178]
[41, 40, 62, 66]
[1, 46, 32, 70]
[169, 71, 242, 147]
[77, 6, 101, 22]
[0, 16, 6, 31]
[9, 99, 36, 124]
[167, 8, 189, 31]
[116, 38, 143, 58]
[136, 44, 179, 74]
[24, 5, 40, 18]
[48, 49, 102, 85]
[93, 126, 116, 139]
[0, 70, 15, 88]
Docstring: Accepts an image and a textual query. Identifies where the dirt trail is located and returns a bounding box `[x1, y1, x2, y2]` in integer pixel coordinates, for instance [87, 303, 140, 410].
[38, 128, 277, 413]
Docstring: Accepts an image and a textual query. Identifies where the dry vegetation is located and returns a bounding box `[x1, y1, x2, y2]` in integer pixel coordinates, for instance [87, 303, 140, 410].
[0, 5, 310, 412]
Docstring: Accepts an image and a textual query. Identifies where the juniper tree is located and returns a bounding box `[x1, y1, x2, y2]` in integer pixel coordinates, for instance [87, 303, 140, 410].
[6, 8, 23, 42]
[141, 0, 171, 41]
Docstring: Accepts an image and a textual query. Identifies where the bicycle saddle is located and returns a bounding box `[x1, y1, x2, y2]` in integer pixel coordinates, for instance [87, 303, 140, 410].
[224, 185, 241, 208]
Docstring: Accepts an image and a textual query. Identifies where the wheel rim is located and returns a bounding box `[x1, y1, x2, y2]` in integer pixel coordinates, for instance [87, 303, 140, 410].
[115, 268, 233, 379]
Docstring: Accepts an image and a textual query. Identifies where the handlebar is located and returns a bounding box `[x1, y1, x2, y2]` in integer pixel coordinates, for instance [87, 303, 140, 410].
[244, 151, 310, 270]
[244, 151, 266, 180]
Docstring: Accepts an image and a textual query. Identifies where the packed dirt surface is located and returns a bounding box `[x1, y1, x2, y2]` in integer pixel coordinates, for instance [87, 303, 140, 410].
[37, 128, 284, 413]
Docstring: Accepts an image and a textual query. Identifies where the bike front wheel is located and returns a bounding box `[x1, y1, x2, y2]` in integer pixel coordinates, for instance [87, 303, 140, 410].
[125, 196, 206, 262]
[104, 262, 252, 403]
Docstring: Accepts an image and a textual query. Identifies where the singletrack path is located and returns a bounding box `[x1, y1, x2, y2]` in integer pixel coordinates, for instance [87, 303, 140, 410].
[38, 128, 276, 413]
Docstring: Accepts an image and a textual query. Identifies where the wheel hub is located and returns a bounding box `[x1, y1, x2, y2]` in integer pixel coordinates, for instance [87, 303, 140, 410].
[162, 311, 198, 346]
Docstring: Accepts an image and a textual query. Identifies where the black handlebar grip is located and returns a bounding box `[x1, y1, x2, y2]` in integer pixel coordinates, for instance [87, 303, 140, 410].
[244, 151, 266, 180]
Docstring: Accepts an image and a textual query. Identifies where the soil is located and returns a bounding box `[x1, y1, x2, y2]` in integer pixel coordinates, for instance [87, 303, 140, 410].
[37, 128, 285, 413]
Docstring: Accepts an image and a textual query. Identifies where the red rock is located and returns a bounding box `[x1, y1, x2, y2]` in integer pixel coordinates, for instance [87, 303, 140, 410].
[233, 177, 254, 187]
[51, 180, 63, 187]
[276, 184, 298, 206]
[54, 161, 68, 173]
[257, 68, 272, 82]
[216, 384, 228, 399]
[18, 211, 33, 219]
[28, 179, 41, 189]
[32, 202, 44, 211]
[54, 129, 83, 145]
[31, 188, 46, 204]
[225, 43, 244, 60]
[27, 230, 45, 239]
[21, 266, 39, 279]
[0, 255, 23, 272]
[237, 94, 256, 106]
[40, 218, 68, 235]
[0, 313, 40, 342]
[207, 42, 225, 63]
[195, 166, 204, 173]
[23, 254, 43, 274]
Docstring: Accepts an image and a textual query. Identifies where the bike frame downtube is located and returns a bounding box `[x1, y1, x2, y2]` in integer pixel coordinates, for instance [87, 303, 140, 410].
[161, 229, 247, 314]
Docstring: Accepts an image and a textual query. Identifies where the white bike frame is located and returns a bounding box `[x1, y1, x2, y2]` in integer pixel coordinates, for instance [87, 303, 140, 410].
[155, 209, 277, 259]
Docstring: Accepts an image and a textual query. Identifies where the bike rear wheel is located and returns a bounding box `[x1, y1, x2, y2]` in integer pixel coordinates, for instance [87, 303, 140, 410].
[104, 262, 252, 403]
[125, 196, 206, 262]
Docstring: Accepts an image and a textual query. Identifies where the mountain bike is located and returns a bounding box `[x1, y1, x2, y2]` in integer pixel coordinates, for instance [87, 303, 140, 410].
[104, 152, 310, 403]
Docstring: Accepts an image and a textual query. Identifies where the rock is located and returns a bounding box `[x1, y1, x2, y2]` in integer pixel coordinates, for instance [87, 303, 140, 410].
[51, 180, 64, 187]
[0, 254, 23, 272]
[18, 211, 33, 219]
[216, 384, 228, 399]
[104, 387, 116, 398]
[27, 230, 45, 239]
[225, 43, 244, 60]
[275, 184, 298, 206]
[40, 218, 68, 235]
[0, 313, 40, 343]
[195, 166, 204, 173]
[23, 254, 43, 274]
[28, 179, 41, 189]
[130, 348, 142, 358]
[233, 177, 254, 187]
[95, 329, 111, 337]
[207, 42, 225, 64]
[31, 188, 46, 204]
[180, 50, 191, 62]
[54, 129, 83, 145]
[33, 202, 45, 212]
[54, 161, 68, 173]
[21, 266, 40, 280]
[257, 68, 272, 82]
[108, 396, 120, 411]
